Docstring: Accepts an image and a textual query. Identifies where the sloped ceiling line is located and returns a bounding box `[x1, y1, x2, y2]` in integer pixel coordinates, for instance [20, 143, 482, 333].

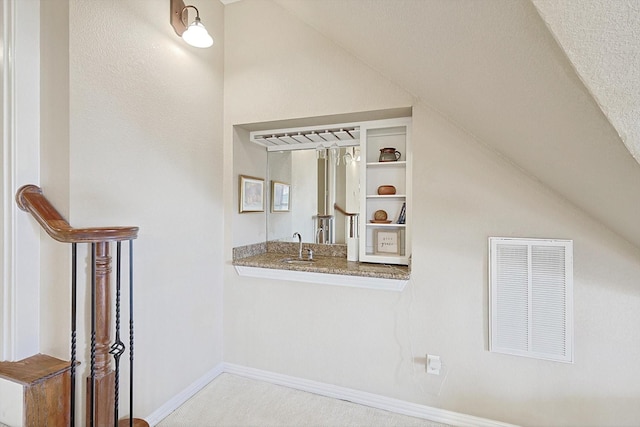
[271, 0, 640, 248]
[532, 0, 640, 164]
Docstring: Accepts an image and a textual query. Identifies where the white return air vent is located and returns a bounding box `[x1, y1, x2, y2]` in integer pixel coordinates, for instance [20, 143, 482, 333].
[489, 237, 573, 363]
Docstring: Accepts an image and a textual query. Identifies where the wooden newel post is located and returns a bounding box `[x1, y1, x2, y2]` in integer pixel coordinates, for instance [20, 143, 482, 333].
[88, 242, 116, 427]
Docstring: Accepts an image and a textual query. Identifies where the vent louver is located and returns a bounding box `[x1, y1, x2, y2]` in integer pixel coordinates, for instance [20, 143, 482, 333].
[489, 237, 573, 363]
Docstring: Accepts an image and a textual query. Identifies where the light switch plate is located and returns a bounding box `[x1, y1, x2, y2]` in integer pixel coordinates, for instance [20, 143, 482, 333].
[426, 354, 441, 375]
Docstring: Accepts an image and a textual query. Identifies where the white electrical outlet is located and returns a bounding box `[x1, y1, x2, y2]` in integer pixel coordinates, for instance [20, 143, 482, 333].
[426, 354, 441, 375]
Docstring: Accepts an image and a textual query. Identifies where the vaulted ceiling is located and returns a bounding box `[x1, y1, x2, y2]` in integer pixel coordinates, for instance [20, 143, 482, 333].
[271, 0, 640, 248]
[534, 0, 640, 163]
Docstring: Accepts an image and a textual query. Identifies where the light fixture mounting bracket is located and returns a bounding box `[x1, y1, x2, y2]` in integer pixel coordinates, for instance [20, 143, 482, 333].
[171, 0, 188, 36]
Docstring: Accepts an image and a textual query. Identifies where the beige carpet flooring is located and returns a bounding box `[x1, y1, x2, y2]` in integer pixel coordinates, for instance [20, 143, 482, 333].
[157, 373, 449, 427]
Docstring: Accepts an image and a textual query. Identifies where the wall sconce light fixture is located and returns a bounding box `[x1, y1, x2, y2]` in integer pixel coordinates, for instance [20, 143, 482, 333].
[171, 0, 213, 48]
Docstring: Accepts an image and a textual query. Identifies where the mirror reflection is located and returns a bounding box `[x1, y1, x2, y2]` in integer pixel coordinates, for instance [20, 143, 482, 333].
[267, 147, 360, 244]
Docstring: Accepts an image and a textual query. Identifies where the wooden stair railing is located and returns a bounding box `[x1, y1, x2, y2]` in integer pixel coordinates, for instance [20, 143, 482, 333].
[16, 184, 147, 427]
[16, 184, 138, 243]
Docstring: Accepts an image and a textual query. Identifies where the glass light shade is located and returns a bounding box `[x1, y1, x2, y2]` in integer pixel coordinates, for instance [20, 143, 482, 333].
[182, 18, 213, 48]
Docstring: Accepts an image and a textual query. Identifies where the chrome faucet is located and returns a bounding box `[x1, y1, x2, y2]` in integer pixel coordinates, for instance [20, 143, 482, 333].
[293, 232, 302, 259]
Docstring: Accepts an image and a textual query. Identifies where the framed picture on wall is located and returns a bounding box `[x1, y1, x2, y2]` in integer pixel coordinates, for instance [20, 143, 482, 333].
[239, 175, 264, 213]
[271, 181, 290, 212]
[373, 229, 401, 255]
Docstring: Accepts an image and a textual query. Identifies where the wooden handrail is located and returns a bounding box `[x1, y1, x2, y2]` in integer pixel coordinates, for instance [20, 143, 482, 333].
[16, 184, 138, 243]
[334, 202, 358, 217]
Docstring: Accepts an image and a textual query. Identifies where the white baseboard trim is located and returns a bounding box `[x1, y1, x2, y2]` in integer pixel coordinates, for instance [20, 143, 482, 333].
[146, 362, 517, 427]
[223, 363, 518, 427]
[145, 363, 225, 426]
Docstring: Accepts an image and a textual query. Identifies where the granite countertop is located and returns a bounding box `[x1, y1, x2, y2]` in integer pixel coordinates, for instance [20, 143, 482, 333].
[232, 242, 410, 281]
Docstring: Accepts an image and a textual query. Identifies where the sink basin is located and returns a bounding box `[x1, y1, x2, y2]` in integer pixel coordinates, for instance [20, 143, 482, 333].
[280, 257, 316, 265]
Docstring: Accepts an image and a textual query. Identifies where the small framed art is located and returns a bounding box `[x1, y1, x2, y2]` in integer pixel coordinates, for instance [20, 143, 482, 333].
[271, 181, 290, 212]
[239, 175, 264, 213]
[373, 229, 401, 255]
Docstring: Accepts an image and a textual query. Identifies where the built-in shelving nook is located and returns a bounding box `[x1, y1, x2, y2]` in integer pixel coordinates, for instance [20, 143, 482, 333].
[234, 113, 412, 291]
[359, 119, 411, 266]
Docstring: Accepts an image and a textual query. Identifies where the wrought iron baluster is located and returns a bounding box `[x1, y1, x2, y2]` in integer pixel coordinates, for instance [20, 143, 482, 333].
[129, 240, 135, 427]
[110, 241, 126, 426]
[90, 243, 96, 427]
[70, 243, 77, 427]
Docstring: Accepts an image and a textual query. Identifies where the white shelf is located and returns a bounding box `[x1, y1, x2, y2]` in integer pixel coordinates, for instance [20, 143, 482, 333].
[366, 194, 406, 199]
[366, 161, 407, 167]
[361, 254, 410, 265]
[366, 223, 406, 228]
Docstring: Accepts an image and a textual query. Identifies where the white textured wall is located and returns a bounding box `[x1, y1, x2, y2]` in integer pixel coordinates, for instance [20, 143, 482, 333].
[533, 0, 640, 163]
[223, 1, 640, 426]
[39, 0, 225, 419]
